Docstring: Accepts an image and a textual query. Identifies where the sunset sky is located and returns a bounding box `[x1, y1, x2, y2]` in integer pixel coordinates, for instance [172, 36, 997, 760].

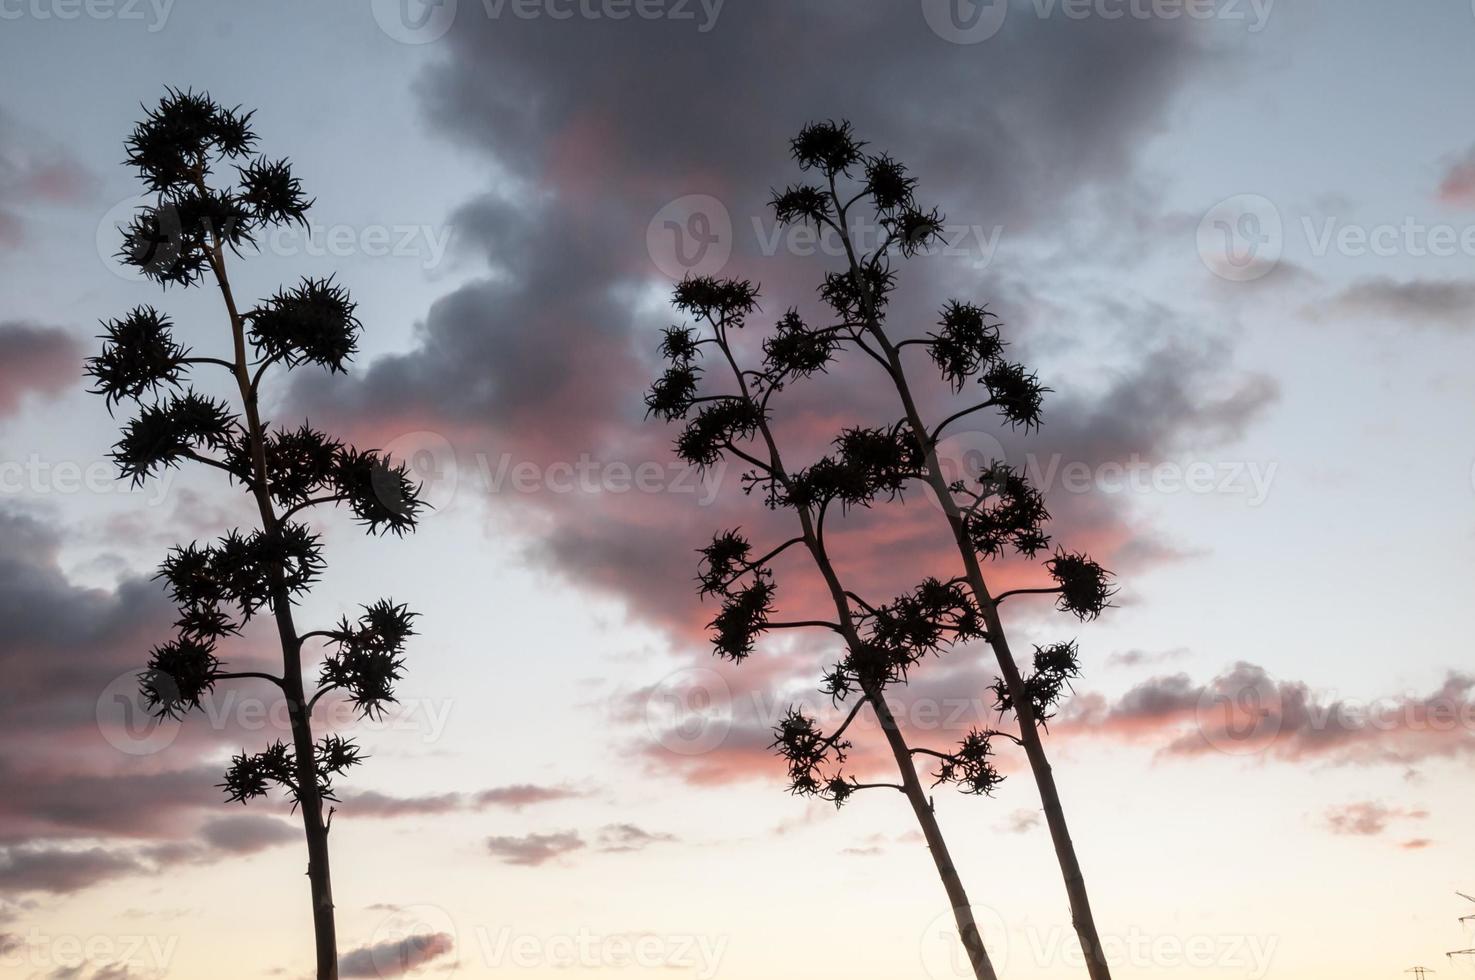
[2, 1, 1475, 978]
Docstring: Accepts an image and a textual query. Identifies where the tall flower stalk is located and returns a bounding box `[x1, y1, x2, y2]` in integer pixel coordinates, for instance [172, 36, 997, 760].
[88, 89, 425, 980]
[766, 120, 1119, 980]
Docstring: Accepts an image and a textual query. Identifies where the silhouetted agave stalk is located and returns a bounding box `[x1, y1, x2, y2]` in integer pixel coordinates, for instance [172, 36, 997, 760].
[767, 120, 1118, 980]
[649, 277, 1011, 980]
[87, 89, 425, 980]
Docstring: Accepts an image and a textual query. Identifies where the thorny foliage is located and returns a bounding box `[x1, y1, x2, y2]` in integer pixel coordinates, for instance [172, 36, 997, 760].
[646, 121, 1119, 809]
[88, 89, 425, 811]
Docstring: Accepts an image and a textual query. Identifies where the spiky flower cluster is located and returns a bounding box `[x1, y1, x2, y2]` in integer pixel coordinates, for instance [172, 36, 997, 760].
[1046, 551, 1115, 621]
[784, 426, 922, 512]
[119, 88, 311, 287]
[992, 640, 1082, 726]
[219, 733, 363, 807]
[964, 462, 1051, 559]
[771, 708, 852, 805]
[319, 601, 417, 719]
[697, 531, 776, 664]
[931, 729, 1004, 797]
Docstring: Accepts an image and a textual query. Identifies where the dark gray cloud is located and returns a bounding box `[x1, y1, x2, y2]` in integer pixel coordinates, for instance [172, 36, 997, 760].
[1326, 276, 1475, 329]
[287, 6, 1275, 645]
[485, 830, 586, 866]
[0, 846, 144, 894]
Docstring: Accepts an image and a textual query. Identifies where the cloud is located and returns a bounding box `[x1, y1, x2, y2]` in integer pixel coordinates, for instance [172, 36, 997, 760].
[1107, 647, 1189, 668]
[1437, 146, 1475, 208]
[998, 809, 1043, 834]
[339, 932, 455, 978]
[595, 823, 677, 853]
[339, 784, 584, 818]
[0, 110, 95, 247]
[0, 322, 79, 418]
[1323, 801, 1428, 837]
[485, 831, 586, 867]
[0, 846, 144, 894]
[1325, 277, 1475, 329]
[285, 4, 1273, 656]
[1062, 662, 1475, 767]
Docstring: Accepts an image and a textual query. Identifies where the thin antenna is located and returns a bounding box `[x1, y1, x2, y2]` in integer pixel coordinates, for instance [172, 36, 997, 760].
[1447, 950, 1475, 960]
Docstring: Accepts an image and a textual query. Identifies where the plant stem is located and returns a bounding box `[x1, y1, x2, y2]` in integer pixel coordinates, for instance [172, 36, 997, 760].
[712, 325, 999, 980]
[206, 233, 338, 980]
[832, 207, 1112, 980]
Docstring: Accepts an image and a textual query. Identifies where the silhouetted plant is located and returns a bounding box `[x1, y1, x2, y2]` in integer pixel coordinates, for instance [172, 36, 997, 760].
[88, 89, 424, 980]
[764, 120, 1119, 980]
[648, 275, 1009, 980]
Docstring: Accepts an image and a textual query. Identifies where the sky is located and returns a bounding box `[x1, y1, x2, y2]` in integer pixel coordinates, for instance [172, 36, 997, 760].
[1, 0, 1475, 978]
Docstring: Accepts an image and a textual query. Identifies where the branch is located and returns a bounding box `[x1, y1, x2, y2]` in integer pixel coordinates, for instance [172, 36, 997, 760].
[181, 356, 238, 372]
[930, 398, 998, 443]
[181, 448, 238, 476]
[216, 671, 284, 687]
[824, 695, 871, 749]
[765, 620, 843, 633]
[993, 586, 1063, 605]
[847, 781, 904, 794]
[279, 494, 348, 523]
